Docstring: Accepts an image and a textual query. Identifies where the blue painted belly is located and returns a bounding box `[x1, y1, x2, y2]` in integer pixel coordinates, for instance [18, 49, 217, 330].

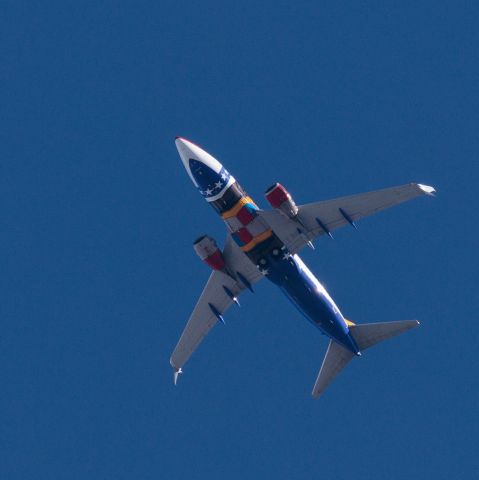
[261, 249, 358, 353]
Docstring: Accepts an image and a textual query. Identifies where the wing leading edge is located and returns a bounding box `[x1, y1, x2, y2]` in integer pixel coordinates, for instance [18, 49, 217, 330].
[170, 234, 263, 377]
[259, 183, 435, 254]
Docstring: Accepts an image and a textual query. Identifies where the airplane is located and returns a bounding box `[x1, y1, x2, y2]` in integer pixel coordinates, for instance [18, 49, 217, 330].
[170, 136, 435, 398]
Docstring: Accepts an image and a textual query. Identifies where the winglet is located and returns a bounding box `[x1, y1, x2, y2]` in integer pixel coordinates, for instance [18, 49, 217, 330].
[417, 184, 436, 196]
[173, 368, 183, 385]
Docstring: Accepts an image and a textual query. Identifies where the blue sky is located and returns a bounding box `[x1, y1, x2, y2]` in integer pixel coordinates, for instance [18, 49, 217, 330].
[2, 1, 478, 479]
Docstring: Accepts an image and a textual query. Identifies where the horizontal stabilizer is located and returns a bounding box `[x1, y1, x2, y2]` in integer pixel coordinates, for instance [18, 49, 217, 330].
[312, 340, 354, 398]
[312, 320, 420, 398]
[349, 320, 420, 351]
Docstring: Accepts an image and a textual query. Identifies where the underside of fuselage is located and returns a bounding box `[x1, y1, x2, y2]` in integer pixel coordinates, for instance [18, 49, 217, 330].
[177, 136, 360, 353]
[209, 177, 361, 355]
[172, 136, 429, 397]
[254, 243, 361, 355]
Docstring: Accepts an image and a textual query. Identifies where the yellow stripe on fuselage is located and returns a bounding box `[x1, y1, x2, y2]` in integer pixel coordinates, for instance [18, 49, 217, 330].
[240, 229, 273, 252]
[221, 196, 257, 219]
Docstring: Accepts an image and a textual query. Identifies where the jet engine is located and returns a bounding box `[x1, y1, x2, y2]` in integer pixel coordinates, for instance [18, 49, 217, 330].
[193, 235, 226, 271]
[264, 183, 299, 218]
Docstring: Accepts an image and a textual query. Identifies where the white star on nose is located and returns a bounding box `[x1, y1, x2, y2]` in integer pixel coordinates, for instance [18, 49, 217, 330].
[214, 181, 223, 189]
[221, 172, 227, 181]
[205, 188, 213, 195]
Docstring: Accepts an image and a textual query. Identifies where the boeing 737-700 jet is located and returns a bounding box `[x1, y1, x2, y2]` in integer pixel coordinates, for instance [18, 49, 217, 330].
[170, 137, 435, 398]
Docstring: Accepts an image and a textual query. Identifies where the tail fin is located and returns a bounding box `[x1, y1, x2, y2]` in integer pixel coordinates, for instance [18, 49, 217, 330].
[312, 320, 420, 398]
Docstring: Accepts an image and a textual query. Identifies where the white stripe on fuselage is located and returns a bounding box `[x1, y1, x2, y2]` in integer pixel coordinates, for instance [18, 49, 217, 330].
[293, 254, 344, 319]
[205, 176, 236, 202]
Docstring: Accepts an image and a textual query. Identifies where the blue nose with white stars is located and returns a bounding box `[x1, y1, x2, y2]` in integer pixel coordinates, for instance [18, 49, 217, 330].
[175, 136, 236, 202]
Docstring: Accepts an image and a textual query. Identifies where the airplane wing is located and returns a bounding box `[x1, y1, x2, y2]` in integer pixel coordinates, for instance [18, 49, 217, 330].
[258, 183, 435, 254]
[170, 234, 263, 377]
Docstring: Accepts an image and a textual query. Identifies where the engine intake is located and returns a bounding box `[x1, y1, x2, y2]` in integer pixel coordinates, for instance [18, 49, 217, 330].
[193, 235, 226, 271]
[264, 183, 299, 218]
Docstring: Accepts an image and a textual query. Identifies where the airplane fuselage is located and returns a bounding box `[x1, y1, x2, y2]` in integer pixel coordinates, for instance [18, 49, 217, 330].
[220, 190, 359, 355]
[172, 136, 431, 396]
[177, 137, 360, 355]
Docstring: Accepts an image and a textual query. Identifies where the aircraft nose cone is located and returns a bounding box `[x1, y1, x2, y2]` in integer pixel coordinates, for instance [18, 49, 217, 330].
[175, 136, 221, 183]
[174, 137, 235, 201]
[175, 137, 200, 174]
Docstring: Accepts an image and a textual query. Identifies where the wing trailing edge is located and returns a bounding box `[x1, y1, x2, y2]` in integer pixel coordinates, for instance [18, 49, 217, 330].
[259, 183, 436, 254]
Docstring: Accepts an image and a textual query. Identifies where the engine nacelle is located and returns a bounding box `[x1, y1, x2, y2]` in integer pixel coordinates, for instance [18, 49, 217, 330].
[264, 183, 299, 218]
[193, 235, 226, 271]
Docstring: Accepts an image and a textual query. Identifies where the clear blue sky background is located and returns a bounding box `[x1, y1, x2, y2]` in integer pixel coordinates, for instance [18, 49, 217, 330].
[2, 2, 478, 479]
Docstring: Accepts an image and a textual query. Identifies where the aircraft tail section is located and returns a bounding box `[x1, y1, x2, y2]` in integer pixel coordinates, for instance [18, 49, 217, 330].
[349, 320, 420, 350]
[312, 340, 355, 398]
[312, 320, 420, 398]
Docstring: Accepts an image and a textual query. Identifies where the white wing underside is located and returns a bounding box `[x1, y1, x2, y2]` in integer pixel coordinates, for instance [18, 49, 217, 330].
[170, 182, 434, 379]
[170, 235, 263, 371]
[258, 183, 435, 254]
